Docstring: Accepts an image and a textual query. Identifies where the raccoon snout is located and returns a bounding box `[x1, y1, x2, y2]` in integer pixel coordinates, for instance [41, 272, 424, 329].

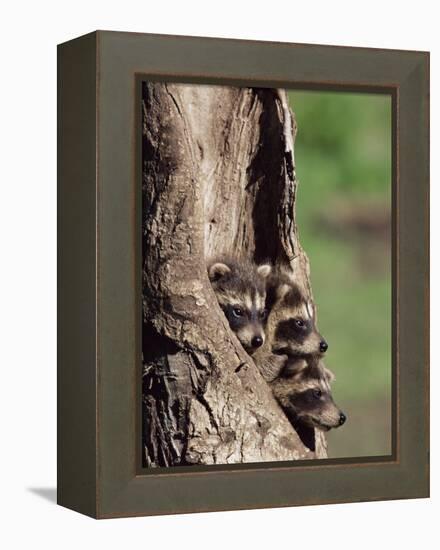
[319, 340, 328, 353]
[339, 412, 347, 426]
[251, 336, 263, 349]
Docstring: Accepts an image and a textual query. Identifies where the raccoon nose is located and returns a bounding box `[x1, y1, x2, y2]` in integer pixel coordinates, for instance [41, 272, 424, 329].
[252, 336, 263, 348]
[319, 340, 328, 353]
[339, 412, 346, 426]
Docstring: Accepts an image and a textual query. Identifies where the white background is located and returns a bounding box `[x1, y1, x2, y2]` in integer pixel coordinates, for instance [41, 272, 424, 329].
[0, 1, 437, 548]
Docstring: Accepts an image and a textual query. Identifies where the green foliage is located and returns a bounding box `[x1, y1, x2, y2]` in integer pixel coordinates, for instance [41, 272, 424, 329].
[290, 91, 391, 198]
[288, 90, 392, 457]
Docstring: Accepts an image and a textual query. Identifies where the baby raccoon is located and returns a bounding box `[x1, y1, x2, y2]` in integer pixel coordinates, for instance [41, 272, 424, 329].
[253, 271, 328, 382]
[266, 273, 328, 357]
[208, 257, 271, 355]
[270, 356, 346, 433]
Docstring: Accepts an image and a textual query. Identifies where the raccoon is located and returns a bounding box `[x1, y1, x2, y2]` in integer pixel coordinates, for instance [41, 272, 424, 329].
[267, 272, 328, 357]
[270, 356, 346, 433]
[253, 271, 328, 381]
[208, 257, 271, 355]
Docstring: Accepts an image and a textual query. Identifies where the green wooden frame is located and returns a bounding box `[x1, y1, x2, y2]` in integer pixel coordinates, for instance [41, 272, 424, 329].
[58, 31, 429, 519]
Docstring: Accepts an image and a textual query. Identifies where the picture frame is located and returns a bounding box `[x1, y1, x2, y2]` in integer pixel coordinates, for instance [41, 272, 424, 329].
[57, 30, 429, 518]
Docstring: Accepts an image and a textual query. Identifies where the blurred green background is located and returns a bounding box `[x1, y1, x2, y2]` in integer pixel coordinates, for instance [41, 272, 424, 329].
[288, 91, 392, 458]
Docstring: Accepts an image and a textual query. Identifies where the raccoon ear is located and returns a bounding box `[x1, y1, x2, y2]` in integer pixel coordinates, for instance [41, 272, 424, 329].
[276, 283, 291, 301]
[281, 357, 308, 378]
[257, 264, 272, 279]
[323, 367, 336, 383]
[306, 361, 334, 383]
[306, 357, 323, 379]
[306, 300, 315, 319]
[208, 262, 231, 281]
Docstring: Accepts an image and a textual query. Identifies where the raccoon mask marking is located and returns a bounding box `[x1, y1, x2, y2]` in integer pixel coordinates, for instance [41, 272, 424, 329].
[208, 258, 271, 355]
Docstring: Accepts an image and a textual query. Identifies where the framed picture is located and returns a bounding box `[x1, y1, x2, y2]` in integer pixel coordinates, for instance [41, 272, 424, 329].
[58, 31, 429, 518]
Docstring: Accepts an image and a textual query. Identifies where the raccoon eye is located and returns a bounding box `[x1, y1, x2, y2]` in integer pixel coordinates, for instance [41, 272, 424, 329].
[312, 389, 322, 399]
[294, 318, 305, 328]
[232, 307, 244, 317]
[259, 309, 268, 320]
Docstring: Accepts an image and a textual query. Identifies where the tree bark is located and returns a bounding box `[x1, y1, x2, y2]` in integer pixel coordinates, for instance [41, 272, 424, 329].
[142, 82, 327, 467]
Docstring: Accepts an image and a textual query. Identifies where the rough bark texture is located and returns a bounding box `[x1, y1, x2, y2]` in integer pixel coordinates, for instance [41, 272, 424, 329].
[142, 83, 327, 467]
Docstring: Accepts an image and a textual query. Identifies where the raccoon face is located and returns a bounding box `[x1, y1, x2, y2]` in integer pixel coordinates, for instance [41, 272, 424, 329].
[221, 301, 268, 353]
[270, 358, 346, 431]
[271, 283, 328, 357]
[208, 259, 271, 355]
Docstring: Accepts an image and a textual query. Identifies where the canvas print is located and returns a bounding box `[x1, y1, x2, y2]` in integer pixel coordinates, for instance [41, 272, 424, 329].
[141, 81, 391, 468]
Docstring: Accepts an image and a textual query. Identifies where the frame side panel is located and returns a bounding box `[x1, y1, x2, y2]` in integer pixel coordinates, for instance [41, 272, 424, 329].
[396, 55, 430, 496]
[57, 32, 98, 518]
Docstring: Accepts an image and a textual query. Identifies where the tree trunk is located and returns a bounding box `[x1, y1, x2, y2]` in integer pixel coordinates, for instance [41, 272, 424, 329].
[142, 82, 327, 467]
